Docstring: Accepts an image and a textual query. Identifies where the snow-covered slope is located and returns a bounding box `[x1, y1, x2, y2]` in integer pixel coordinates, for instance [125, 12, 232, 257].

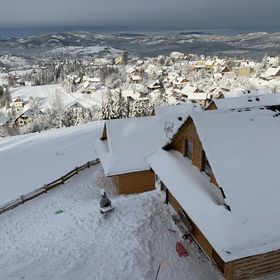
[0, 165, 223, 280]
[0, 121, 103, 206]
[10, 84, 103, 111]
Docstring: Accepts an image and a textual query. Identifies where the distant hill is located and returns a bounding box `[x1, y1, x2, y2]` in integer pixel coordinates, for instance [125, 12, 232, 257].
[0, 31, 279, 60]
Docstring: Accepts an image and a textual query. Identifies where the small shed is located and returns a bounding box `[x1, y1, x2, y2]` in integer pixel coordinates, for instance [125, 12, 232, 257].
[95, 106, 192, 195]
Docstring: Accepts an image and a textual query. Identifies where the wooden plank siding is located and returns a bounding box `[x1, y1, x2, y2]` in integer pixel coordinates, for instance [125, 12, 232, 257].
[206, 101, 218, 110]
[112, 170, 155, 195]
[225, 249, 280, 280]
[170, 118, 219, 185]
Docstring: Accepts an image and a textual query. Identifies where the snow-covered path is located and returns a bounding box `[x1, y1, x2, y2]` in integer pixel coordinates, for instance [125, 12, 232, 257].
[0, 165, 223, 280]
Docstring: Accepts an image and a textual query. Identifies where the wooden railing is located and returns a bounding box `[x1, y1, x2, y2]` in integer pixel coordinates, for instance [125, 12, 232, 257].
[0, 159, 100, 215]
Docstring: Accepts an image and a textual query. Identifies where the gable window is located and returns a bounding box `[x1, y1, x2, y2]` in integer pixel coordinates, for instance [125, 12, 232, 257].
[203, 151, 213, 177]
[184, 139, 193, 160]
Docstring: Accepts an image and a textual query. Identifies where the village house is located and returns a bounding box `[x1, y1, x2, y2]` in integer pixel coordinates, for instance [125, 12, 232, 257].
[147, 81, 163, 92]
[11, 97, 24, 111]
[126, 67, 141, 77]
[130, 75, 142, 84]
[261, 66, 280, 81]
[81, 80, 101, 94]
[181, 85, 210, 107]
[173, 77, 189, 89]
[206, 93, 280, 111]
[204, 59, 216, 69]
[266, 56, 279, 67]
[13, 110, 40, 128]
[66, 101, 85, 111]
[220, 66, 231, 76]
[233, 66, 252, 78]
[146, 108, 280, 280]
[122, 89, 150, 102]
[114, 55, 126, 65]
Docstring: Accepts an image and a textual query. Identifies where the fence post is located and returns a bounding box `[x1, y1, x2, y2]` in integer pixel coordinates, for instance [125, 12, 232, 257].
[61, 177, 64, 184]
[75, 167, 79, 174]
[20, 195, 24, 204]
[43, 184, 48, 193]
[87, 162, 90, 168]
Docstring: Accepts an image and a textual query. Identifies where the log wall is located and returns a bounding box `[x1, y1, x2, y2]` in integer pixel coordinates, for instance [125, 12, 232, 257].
[113, 170, 155, 195]
[225, 249, 280, 280]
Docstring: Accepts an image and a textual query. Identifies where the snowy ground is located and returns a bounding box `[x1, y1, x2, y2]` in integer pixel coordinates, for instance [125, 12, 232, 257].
[0, 121, 103, 206]
[0, 165, 223, 280]
[10, 84, 103, 110]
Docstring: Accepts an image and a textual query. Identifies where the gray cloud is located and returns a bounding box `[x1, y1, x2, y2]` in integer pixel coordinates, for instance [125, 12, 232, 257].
[0, 0, 279, 29]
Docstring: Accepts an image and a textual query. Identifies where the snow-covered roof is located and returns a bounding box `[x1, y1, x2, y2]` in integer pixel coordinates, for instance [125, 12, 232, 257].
[174, 77, 188, 84]
[131, 75, 141, 81]
[154, 102, 201, 116]
[214, 93, 280, 110]
[147, 109, 280, 262]
[95, 117, 168, 176]
[13, 97, 23, 102]
[147, 81, 161, 88]
[181, 85, 205, 96]
[95, 105, 195, 176]
[262, 66, 280, 80]
[205, 60, 215, 67]
[187, 91, 209, 101]
[66, 101, 85, 109]
[223, 88, 271, 98]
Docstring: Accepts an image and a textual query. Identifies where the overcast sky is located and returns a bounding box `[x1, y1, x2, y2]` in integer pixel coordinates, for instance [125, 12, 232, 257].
[0, 0, 279, 30]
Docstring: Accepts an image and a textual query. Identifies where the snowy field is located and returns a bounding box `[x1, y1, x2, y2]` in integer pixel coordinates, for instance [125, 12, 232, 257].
[0, 121, 103, 206]
[10, 84, 103, 110]
[0, 165, 223, 280]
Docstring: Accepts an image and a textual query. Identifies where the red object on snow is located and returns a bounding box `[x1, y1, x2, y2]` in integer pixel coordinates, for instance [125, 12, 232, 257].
[176, 242, 189, 257]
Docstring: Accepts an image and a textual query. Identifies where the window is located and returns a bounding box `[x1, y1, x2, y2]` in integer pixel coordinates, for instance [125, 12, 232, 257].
[203, 151, 213, 177]
[184, 139, 193, 160]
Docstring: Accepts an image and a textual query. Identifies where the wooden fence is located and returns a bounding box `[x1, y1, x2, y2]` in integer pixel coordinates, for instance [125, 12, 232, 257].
[0, 159, 100, 215]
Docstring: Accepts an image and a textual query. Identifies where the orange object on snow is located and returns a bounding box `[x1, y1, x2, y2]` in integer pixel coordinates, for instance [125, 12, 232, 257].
[176, 242, 189, 257]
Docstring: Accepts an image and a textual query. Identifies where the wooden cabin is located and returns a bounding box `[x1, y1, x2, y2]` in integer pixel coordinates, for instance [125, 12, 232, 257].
[94, 117, 167, 195]
[94, 105, 196, 195]
[147, 109, 280, 280]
